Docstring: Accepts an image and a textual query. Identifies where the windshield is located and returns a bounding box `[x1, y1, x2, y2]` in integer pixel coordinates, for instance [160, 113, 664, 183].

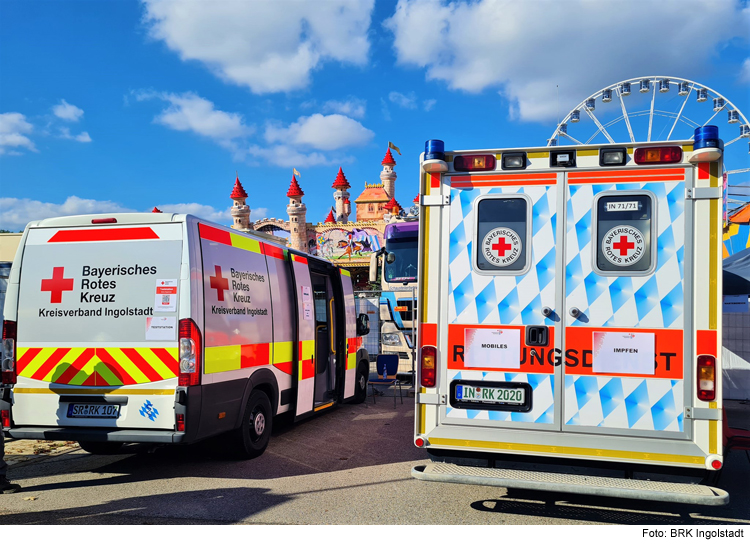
[384, 238, 418, 283]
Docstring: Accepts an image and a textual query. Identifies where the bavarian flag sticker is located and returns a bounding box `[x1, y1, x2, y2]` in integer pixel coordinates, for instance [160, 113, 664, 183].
[601, 225, 645, 266]
[482, 227, 522, 267]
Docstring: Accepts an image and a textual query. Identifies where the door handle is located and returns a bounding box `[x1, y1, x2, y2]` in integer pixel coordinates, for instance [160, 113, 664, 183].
[329, 298, 336, 354]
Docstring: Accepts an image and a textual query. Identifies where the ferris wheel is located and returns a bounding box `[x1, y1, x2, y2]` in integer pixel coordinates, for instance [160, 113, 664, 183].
[548, 76, 750, 214]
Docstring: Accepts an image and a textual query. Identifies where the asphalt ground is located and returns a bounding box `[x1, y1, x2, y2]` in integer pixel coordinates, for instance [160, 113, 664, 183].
[1, 396, 749, 526]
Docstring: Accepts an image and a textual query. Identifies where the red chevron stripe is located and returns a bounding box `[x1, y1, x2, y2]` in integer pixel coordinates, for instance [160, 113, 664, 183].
[30, 348, 71, 381]
[55, 348, 96, 385]
[121, 348, 163, 382]
[17, 348, 42, 371]
[151, 348, 179, 376]
[95, 349, 136, 385]
[275, 361, 293, 375]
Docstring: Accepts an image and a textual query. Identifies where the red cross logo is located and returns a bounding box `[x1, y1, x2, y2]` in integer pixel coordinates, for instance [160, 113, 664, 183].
[612, 235, 635, 256]
[41, 267, 74, 304]
[491, 237, 513, 257]
[209, 265, 229, 301]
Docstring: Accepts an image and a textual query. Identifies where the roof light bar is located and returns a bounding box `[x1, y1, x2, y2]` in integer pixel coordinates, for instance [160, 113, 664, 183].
[633, 146, 682, 165]
[454, 154, 496, 172]
[92, 218, 117, 224]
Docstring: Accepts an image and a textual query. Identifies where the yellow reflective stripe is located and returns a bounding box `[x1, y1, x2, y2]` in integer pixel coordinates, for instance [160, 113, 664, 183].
[136, 348, 176, 380]
[340, 268, 351, 277]
[205, 345, 241, 374]
[106, 348, 150, 384]
[65, 350, 97, 386]
[709, 401, 718, 454]
[17, 347, 48, 377]
[300, 340, 315, 358]
[44, 348, 86, 383]
[272, 341, 294, 364]
[230, 233, 262, 254]
[428, 438, 705, 466]
[348, 352, 356, 370]
[577, 149, 598, 156]
[527, 151, 549, 159]
[13, 387, 175, 395]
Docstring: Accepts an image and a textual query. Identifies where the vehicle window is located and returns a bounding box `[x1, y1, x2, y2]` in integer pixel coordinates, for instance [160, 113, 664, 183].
[475, 197, 529, 273]
[595, 194, 653, 274]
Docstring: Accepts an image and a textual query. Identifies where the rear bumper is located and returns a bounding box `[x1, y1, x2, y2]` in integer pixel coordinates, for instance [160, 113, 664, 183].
[9, 426, 186, 444]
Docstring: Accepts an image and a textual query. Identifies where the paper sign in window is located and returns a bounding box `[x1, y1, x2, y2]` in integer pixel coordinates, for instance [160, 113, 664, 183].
[154, 278, 177, 312]
[464, 327, 521, 369]
[592, 331, 655, 375]
[146, 316, 176, 341]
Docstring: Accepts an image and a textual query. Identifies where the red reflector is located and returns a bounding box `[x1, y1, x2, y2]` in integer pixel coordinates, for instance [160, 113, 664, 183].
[176, 414, 185, 432]
[634, 146, 682, 165]
[711, 459, 722, 470]
[454, 154, 496, 172]
[92, 218, 118, 224]
[420, 345, 437, 388]
[1, 410, 10, 428]
[697, 354, 716, 402]
[415, 437, 424, 447]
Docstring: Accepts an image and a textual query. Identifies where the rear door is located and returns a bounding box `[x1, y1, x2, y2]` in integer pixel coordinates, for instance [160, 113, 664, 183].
[441, 170, 561, 429]
[13, 223, 183, 430]
[562, 167, 690, 438]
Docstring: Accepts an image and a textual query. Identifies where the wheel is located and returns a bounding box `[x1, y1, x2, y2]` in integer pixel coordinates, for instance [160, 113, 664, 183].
[231, 389, 273, 459]
[78, 441, 123, 455]
[352, 361, 369, 404]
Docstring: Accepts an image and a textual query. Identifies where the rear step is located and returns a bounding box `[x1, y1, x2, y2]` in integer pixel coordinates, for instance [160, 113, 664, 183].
[412, 463, 728, 506]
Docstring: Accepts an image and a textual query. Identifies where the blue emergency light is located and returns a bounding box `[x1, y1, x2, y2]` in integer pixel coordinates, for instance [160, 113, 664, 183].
[693, 125, 723, 152]
[424, 139, 445, 161]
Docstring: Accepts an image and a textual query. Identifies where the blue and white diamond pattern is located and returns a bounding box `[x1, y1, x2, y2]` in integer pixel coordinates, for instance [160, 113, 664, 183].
[448, 185, 557, 325]
[565, 181, 684, 328]
[564, 375, 683, 431]
[139, 400, 159, 422]
[446, 370, 554, 424]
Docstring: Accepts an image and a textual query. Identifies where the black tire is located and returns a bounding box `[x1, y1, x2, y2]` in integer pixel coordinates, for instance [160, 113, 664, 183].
[352, 361, 369, 404]
[78, 441, 124, 455]
[232, 390, 273, 459]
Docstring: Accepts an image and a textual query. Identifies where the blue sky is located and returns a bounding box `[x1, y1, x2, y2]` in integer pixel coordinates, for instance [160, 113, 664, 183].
[1, 0, 749, 231]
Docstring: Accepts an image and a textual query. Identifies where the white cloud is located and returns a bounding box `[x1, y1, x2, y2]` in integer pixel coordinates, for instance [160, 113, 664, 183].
[381, 98, 392, 122]
[321, 98, 367, 119]
[389, 91, 417, 109]
[0, 112, 36, 155]
[385, 0, 750, 122]
[142, 0, 374, 94]
[740, 58, 750, 83]
[52, 100, 84, 122]
[155, 202, 246, 223]
[423, 99, 437, 111]
[247, 144, 352, 168]
[136, 91, 253, 154]
[264, 113, 374, 151]
[60, 128, 93, 143]
[0, 196, 135, 229]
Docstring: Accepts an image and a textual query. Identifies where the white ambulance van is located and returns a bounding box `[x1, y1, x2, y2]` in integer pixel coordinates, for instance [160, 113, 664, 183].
[0, 214, 370, 458]
[413, 126, 730, 504]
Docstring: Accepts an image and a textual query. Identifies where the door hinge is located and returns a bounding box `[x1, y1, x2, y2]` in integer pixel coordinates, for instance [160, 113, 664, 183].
[685, 188, 722, 200]
[421, 195, 450, 207]
[684, 407, 721, 421]
[418, 393, 446, 405]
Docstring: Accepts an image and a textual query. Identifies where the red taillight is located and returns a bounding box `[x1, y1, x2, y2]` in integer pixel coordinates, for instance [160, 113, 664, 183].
[420, 345, 437, 388]
[453, 154, 496, 172]
[91, 218, 117, 224]
[176, 414, 185, 432]
[1, 320, 17, 385]
[1, 410, 10, 428]
[697, 354, 716, 402]
[178, 318, 201, 387]
[634, 146, 682, 165]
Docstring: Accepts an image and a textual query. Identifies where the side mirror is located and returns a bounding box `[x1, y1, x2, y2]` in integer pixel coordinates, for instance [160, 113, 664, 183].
[386, 252, 396, 264]
[369, 254, 378, 283]
[356, 313, 370, 336]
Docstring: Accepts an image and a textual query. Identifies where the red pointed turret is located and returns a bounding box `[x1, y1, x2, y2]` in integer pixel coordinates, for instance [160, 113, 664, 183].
[230, 175, 248, 199]
[413, 194, 419, 204]
[384, 197, 402, 212]
[343, 197, 351, 204]
[324, 209, 336, 223]
[152, 207, 162, 213]
[381, 148, 396, 166]
[331, 167, 351, 189]
[286, 174, 304, 197]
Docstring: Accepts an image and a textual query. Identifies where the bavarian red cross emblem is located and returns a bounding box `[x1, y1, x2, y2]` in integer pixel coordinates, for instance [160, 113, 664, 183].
[209, 265, 229, 301]
[41, 266, 74, 304]
[601, 225, 646, 266]
[482, 227, 522, 267]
